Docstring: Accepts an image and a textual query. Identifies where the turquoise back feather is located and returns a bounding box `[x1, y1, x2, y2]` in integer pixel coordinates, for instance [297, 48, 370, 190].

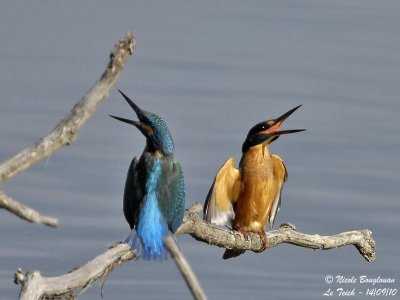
[136, 159, 169, 260]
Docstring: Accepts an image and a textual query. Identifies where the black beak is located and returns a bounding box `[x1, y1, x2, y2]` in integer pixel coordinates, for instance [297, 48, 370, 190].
[109, 115, 141, 128]
[272, 105, 302, 126]
[261, 105, 305, 144]
[109, 90, 144, 129]
[270, 128, 306, 136]
[269, 105, 305, 136]
[118, 90, 144, 118]
[257, 128, 305, 146]
[242, 105, 305, 151]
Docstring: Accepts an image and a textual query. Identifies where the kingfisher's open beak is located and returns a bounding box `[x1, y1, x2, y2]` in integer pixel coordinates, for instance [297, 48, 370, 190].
[109, 90, 143, 126]
[109, 115, 140, 127]
[263, 105, 305, 136]
[258, 105, 305, 144]
[118, 90, 144, 118]
[109, 114, 154, 138]
[109, 90, 153, 136]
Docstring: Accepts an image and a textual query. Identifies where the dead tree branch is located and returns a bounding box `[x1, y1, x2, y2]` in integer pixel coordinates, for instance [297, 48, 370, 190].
[177, 203, 376, 262]
[0, 32, 135, 227]
[14, 243, 135, 300]
[165, 235, 207, 300]
[14, 203, 375, 300]
[0, 190, 58, 227]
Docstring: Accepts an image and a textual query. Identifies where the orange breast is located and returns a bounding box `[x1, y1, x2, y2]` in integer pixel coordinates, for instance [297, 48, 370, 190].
[233, 144, 280, 233]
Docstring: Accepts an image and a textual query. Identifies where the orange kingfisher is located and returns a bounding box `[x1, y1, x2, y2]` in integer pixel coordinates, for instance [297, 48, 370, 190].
[203, 105, 305, 259]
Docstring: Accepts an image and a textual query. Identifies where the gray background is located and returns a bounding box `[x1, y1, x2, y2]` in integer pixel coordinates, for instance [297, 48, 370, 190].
[0, 1, 399, 299]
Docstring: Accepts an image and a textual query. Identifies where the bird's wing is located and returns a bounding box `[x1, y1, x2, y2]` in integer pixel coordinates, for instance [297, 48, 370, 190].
[269, 154, 288, 228]
[155, 158, 185, 234]
[167, 161, 185, 233]
[123, 156, 143, 230]
[203, 157, 241, 227]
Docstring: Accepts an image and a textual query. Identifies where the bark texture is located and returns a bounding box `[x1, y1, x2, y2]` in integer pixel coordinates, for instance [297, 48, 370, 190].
[0, 32, 135, 227]
[15, 203, 375, 300]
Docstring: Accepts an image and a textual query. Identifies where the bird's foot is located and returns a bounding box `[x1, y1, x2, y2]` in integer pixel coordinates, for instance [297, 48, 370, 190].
[233, 227, 249, 241]
[255, 232, 268, 253]
[279, 222, 297, 230]
[241, 231, 250, 241]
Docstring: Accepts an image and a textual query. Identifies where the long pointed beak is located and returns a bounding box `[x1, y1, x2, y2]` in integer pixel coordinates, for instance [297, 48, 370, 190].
[255, 128, 305, 146]
[270, 128, 306, 136]
[265, 105, 305, 135]
[274, 105, 302, 126]
[109, 115, 141, 128]
[255, 105, 305, 145]
[118, 90, 143, 117]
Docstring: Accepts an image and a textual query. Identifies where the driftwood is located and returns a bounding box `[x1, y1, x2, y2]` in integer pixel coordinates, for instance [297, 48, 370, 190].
[0, 32, 135, 227]
[14, 203, 375, 300]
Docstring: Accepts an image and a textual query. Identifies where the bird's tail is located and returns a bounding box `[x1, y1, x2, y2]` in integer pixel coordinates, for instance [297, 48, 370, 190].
[124, 229, 169, 261]
[124, 229, 142, 257]
[142, 242, 169, 261]
[222, 249, 246, 260]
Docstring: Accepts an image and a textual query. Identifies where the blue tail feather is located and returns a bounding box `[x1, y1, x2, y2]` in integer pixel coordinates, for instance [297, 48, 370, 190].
[124, 229, 142, 257]
[137, 191, 169, 260]
[124, 227, 170, 261]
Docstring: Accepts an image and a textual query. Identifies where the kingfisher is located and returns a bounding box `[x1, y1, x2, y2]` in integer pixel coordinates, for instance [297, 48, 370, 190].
[203, 105, 304, 259]
[110, 90, 185, 261]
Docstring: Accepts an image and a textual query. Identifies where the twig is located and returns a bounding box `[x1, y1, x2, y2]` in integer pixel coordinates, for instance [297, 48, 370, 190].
[15, 203, 375, 300]
[0, 190, 58, 227]
[0, 32, 135, 227]
[165, 235, 207, 300]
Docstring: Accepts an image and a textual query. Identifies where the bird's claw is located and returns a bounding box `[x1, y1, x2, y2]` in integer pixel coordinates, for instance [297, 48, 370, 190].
[242, 232, 250, 242]
[279, 222, 297, 230]
[255, 232, 268, 253]
[234, 228, 249, 241]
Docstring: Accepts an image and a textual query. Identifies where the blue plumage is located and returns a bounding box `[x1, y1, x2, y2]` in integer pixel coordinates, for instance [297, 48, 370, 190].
[144, 114, 174, 155]
[110, 90, 185, 261]
[136, 159, 167, 260]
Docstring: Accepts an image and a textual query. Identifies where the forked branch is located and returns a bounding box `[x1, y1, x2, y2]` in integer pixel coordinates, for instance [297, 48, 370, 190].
[15, 203, 375, 300]
[0, 32, 135, 227]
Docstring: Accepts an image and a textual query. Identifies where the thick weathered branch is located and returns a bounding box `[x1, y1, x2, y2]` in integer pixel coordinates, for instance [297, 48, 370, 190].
[14, 243, 135, 300]
[177, 203, 376, 262]
[0, 32, 135, 226]
[15, 203, 375, 300]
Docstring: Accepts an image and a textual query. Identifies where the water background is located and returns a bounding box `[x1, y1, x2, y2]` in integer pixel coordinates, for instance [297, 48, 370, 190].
[0, 1, 399, 299]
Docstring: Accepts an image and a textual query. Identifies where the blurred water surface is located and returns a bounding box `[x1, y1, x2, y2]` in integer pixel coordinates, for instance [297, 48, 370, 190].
[0, 1, 399, 299]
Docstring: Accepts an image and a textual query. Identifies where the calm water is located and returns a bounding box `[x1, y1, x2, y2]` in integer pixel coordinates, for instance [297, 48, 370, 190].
[1, 1, 399, 299]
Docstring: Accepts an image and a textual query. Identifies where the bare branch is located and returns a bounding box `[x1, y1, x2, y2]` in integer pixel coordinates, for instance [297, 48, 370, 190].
[14, 203, 375, 300]
[178, 203, 376, 262]
[0, 32, 135, 184]
[15, 243, 135, 300]
[165, 235, 207, 300]
[0, 190, 58, 227]
[0, 32, 135, 226]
